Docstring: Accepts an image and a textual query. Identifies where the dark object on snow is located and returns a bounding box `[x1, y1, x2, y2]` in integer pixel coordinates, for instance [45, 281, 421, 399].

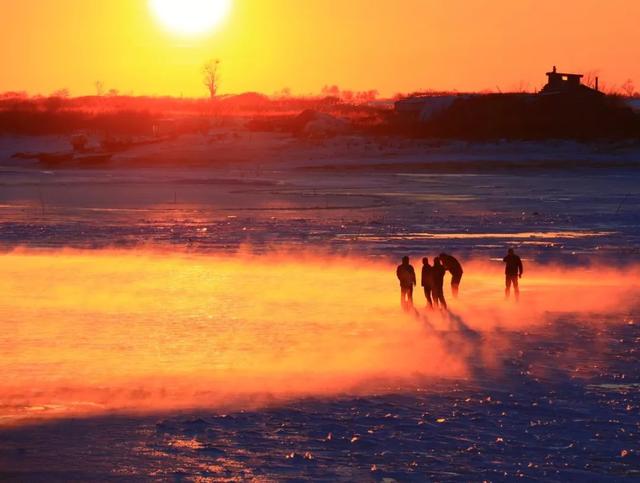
[503, 248, 524, 301]
[421, 257, 434, 309]
[70, 134, 89, 152]
[29, 151, 114, 168]
[439, 253, 463, 298]
[37, 152, 74, 166]
[397, 256, 416, 310]
[431, 257, 447, 310]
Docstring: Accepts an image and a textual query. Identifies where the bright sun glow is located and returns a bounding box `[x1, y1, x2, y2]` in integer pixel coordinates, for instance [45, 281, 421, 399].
[150, 0, 231, 36]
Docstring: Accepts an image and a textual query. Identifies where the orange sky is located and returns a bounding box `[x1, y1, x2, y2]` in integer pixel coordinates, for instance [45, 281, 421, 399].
[2, 0, 640, 97]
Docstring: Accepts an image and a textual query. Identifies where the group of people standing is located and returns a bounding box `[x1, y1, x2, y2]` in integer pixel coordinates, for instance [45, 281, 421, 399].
[396, 249, 523, 310]
[396, 252, 463, 310]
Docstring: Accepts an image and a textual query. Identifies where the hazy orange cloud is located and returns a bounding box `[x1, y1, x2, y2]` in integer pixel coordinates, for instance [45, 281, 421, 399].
[0, 248, 637, 424]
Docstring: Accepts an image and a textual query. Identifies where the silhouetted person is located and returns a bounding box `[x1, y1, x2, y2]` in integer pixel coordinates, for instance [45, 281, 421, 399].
[503, 248, 523, 300]
[396, 256, 416, 310]
[431, 257, 447, 310]
[421, 257, 435, 308]
[439, 252, 463, 298]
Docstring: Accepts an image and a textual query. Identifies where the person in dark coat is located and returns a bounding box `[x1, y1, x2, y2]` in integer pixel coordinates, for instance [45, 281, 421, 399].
[421, 257, 434, 309]
[431, 257, 447, 310]
[503, 248, 523, 300]
[439, 253, 463, 298]
[396, 256, 416, 310]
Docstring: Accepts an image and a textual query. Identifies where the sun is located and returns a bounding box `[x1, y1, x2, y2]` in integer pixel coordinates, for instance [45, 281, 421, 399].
[150, 0, 231, 36]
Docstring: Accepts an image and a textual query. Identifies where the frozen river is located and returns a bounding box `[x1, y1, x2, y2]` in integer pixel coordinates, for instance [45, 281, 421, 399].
[1, 154, 639, 480]
[0, 161, 639, 262]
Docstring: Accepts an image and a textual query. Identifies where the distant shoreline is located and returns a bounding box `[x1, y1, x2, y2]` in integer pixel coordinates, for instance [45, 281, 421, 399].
[3, 133, 640, 171]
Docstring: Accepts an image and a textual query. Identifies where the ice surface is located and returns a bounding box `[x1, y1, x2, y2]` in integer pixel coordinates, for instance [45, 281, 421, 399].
[0, 136, 639, 480]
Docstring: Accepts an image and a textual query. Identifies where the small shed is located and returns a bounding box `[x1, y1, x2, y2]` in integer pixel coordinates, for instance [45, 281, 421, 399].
[540, 66, 601, 96]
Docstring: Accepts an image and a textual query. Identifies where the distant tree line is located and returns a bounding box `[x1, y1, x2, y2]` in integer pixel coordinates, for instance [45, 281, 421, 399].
[0, 89, 385, 136]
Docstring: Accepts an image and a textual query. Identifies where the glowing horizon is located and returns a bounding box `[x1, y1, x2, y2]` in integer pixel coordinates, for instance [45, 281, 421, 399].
[2, 0, 640, 97]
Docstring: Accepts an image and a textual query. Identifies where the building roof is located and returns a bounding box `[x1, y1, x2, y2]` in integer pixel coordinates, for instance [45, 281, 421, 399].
[546, 71, 583, 78]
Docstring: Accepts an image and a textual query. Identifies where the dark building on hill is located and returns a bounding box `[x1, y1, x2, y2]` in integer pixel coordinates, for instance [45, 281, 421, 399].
[540, 66, 602, 96]
[390, 66, 639, 140]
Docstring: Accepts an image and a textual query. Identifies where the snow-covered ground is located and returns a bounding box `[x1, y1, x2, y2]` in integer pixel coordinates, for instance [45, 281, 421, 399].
[0, 134, 639, 480]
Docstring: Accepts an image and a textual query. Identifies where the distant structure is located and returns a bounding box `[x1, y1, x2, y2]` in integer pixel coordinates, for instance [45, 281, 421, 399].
[394, 66, 605, 122]
[540, 66, 601, 96]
